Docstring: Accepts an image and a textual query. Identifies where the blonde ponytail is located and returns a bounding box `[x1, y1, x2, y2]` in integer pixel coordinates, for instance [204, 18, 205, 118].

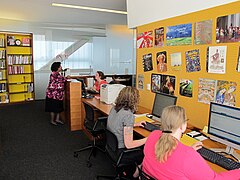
[155, 106, 186, 163]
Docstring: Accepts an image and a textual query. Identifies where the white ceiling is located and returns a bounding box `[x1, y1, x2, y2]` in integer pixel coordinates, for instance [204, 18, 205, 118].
[0, 0, 127, 29]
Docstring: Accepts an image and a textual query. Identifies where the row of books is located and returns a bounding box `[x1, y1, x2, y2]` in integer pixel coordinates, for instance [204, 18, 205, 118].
[0, 50, 6, 59]
[8, 65, 25, 74]
[0, 38, 5, 47]
[7, 55, 32, 65]
[0, 94, 9, 103]
[0, 83, 7, 92]
[0, 60, 6, 68]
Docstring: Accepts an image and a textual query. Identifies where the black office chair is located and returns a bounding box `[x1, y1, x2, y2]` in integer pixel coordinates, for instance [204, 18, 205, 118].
[137, 165, 156, 180]
[96, 129, 142, 180]
[74, 102, 107, 167]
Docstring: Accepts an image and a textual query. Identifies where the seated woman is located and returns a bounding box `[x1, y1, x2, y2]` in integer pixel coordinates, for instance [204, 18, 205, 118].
[107, 86, 147, 178]
[89, 71, 107, 93]
[142, 106, 240, 179]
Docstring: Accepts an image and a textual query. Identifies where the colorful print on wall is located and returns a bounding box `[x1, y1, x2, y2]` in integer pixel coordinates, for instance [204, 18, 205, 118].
[137, 31, 153, 48]
[155, 27, 164, 47]
[237, 46, 240, 72]
[166, 23, 192, 46]
[215, 80, 236, 107]
[170, 52, 182, 71]
[138, 74, 144, 90]
[143, 53, 153, 72]
[185, 49, 201, 72]
[179, 79, 193, 97]
[207, 46, 227, 74]
[151, 74, 176, 95]
[216, 13, 240, 43]
[198, 78, 216, 104]
[194, 20, 212, 45]
[156, 51, 167, 72]
[151, 74, 161, 93]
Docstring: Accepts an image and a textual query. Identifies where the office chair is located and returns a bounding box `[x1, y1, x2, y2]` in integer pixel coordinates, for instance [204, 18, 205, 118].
[96, 129, 142, 180]
[74, 102, 107, 167]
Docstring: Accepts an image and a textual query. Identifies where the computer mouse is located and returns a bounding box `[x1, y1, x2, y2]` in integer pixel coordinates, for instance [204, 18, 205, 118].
[146, 114, 153, 118]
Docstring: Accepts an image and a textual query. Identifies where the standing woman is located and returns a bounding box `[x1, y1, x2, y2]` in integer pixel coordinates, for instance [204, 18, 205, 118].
[45, 62, 67, 125]
[142, 105, 240, 179]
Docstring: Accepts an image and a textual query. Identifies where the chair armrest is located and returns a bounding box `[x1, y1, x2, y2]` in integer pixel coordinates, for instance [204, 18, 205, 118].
[117, 147, 142, 166]
[93, 116, 108, 130]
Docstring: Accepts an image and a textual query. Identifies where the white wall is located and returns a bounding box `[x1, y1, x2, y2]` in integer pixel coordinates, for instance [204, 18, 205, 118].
[127, 0, 238, 28]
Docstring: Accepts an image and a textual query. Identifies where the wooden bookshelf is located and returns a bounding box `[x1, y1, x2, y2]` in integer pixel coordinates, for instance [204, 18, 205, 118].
[0, 31, 34, 104]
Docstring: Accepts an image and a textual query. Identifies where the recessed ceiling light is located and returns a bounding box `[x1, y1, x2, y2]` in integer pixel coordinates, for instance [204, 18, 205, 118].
[52, 3, 127, 15]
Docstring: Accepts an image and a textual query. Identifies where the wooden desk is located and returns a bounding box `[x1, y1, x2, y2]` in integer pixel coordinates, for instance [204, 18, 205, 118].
[81, 98, 237, 173]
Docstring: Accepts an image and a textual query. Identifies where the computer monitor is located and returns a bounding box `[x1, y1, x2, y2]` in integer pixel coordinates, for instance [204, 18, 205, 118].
[151, 93, 177, 121]
[76, 78, 86, 96]
[208, 102, 240, 161]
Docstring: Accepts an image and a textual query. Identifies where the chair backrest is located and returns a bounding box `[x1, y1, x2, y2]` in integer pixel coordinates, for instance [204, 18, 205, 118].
[83, 102, 95, 130]
[105, 129, 119, 162]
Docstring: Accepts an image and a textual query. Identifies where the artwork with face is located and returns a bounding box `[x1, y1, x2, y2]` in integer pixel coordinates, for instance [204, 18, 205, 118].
[156, 51, 167, 72]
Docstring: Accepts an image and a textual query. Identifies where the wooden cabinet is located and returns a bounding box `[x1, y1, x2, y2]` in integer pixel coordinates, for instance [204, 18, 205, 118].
[65, 81, 82, 131]
[0, 31, 34, 104]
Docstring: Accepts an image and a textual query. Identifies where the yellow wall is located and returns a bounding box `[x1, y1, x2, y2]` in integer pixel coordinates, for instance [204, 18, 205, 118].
[136, 1, 240, 129]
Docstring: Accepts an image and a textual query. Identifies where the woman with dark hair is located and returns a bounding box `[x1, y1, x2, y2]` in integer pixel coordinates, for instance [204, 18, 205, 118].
[142, 105, 240, 179]
[107, 86, 147, 178]
[45, 62, 67, 126]
[90, 71, 107, 93]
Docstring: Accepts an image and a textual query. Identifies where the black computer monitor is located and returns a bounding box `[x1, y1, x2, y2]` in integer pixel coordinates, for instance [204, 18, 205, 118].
[208, 102, 240, 161]
[151, 93, 177, 120]
[76, 78, 86, 95]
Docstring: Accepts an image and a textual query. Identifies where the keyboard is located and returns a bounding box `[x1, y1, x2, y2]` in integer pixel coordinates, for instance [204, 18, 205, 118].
[143, 122, 161, 132]
[197, 146, 240, 170]
[87, 89, 99, 94]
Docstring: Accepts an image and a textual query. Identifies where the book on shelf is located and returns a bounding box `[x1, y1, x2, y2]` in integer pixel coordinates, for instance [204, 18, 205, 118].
[22, 37, 30, 46]
[27, 83, 34, 92]
[0, 71, 2, 80]
[0, 38, 4, 47]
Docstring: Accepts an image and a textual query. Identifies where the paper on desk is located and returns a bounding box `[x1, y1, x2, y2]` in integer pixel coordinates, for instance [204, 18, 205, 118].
[135, 115, 154, 123]
[180, 134, 199, 147]
[194, 135, 208, 141]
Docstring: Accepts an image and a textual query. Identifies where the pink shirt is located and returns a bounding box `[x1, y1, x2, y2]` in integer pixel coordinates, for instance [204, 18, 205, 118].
[142, 130, 240, 180]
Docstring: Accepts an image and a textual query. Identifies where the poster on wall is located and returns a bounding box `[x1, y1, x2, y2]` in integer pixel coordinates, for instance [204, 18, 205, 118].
[137, 31, 153, 48]
[216, 13, 240, 43]
[185, 49, 201, 72]
[207, 46, 227, 74]
[198, 78, 216, 104]
[151, 73, 161, 93]
[194, 20, 212, 45]
[215, 80, 236, 107]
[237, 46, 240, 72]
[138, 74, 144, 90]
[142, 53, 153, 72]
[155, 27, 164, 47]
[156, 51, 167, 72]
[179, 79, 193, 97]
[170, 52, 182, 71]
[166, 23, 192, 46]
[160, 75, 176, 95]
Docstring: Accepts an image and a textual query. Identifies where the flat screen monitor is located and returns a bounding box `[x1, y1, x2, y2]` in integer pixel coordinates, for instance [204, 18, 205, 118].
[208, 102, 240, 160]
[151, 93, 177, 120]
[76, 78, 86, 95]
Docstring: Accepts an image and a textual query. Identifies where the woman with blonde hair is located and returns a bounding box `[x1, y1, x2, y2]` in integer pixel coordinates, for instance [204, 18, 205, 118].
[142, 106, 240, 179]
[107, 86, 147, 178]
